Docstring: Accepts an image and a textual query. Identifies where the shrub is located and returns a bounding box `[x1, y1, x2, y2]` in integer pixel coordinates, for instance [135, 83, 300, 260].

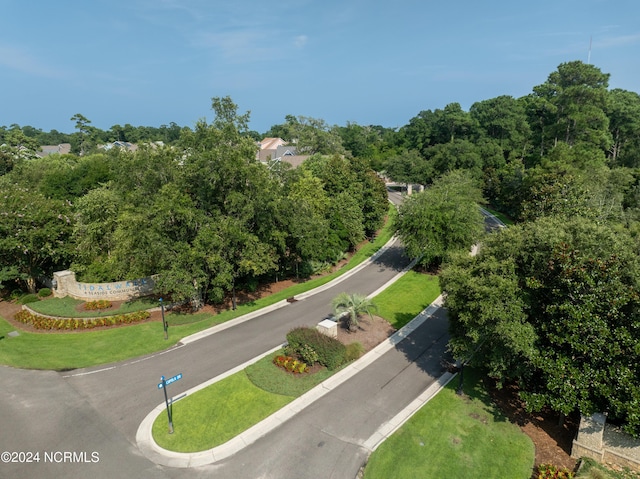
[286, 327, 346, 371]
[272, 355, 309, 374]
[345, 342, 365, 362]
[536, 463, 575, 479]
[84, 299, 112, 310]
[14, 310, 150, 330]
[19, 294, 39, 305]
[298, 344, 319, 364]
[37, 288, 51, 298]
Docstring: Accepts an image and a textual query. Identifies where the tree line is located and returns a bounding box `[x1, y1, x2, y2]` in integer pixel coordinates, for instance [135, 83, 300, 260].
[389, 61, 640, 438]
[0, 97, 388, 307]
[2, 60, 640, 436]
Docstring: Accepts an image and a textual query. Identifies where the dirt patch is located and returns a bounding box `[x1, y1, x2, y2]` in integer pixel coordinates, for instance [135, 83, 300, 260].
[335, 316, 396, 353]
[0, 300, 22, 322]
[488, 381, 579, 475]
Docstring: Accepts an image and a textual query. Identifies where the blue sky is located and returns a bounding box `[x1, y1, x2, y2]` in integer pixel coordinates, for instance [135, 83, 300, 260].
[2, 0, 639, 135]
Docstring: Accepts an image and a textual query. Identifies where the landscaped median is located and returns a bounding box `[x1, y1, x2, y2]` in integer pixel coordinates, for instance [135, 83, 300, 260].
[136, 289, 445, 467]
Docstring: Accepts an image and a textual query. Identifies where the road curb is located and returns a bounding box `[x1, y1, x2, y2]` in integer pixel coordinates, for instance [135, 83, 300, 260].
[178, 235, 400, 345]
[136, 295, 449, 468]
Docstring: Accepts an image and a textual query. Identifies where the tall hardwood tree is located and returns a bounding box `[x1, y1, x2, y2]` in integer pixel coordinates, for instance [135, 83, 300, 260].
[394, 169, 485, 268]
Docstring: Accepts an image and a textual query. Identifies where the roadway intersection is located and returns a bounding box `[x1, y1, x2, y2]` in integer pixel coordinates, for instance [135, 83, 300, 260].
[1, 192, 468, 479]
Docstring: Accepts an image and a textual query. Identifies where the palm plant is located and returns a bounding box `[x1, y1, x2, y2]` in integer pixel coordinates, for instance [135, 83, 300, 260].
[331, 292, 377, 332]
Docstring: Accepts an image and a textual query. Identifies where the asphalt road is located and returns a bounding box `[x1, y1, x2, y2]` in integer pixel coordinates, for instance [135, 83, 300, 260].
[1, 235, 448, 479]
[0, 190, 466, 479]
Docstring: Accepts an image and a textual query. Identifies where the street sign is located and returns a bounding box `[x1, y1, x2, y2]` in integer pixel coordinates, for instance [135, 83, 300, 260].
[158, 373, 182, 389]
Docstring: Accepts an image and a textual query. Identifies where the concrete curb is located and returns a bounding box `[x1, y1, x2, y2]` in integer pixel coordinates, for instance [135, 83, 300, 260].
[178, 235, 400, 345]
[136, 295, 449, 468]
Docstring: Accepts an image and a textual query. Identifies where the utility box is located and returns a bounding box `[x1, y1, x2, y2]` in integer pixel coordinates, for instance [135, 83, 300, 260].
[317, 319, 338, 339]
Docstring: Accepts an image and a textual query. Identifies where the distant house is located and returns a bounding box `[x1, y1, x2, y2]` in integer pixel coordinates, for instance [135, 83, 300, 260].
[37, 143, 72, 157]
[100, 141, 138, 152]
[257, 137, 308, 168]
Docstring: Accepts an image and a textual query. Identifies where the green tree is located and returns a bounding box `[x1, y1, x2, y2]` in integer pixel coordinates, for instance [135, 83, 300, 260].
[71, 185, 123, 280]
[331, 292, 377, 331]
[385, 149, 429, 185]
[394, 170, 485, 268]
[71, 113, 96, 155]
[0, 183, 73, 292]
[442, 216, 640, 436]
[470, 95, 531, 156]
[529, 61, 612, 156]
[606, 88, 640, 167]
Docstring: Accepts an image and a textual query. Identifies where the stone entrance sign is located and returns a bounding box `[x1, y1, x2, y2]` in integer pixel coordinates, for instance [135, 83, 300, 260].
[52, 270, 156, 301]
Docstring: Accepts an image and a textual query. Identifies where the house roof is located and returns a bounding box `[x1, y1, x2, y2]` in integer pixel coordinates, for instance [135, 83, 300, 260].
[259, 137, 286, 150]
[37, 143, 72, 157]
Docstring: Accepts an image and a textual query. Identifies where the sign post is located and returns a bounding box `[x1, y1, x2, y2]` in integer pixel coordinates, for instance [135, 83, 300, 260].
[158, 373, 182, 434]
[160, 376, 173, 433]
[159, 298, 168, 340]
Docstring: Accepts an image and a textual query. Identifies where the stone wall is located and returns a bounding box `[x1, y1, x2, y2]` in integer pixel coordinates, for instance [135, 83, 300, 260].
[52, 270, 155, 302]
[572, 413, 640, 472]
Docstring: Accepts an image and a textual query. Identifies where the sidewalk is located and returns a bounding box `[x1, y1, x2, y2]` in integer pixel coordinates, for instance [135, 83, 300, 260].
[136, 295, 454, 468]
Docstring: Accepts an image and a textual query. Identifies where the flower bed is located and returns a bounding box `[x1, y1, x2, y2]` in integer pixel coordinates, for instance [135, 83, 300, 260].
[83, 300, 112, 310]
[272, 355, 309, 374]
[14, 310, 150, 331]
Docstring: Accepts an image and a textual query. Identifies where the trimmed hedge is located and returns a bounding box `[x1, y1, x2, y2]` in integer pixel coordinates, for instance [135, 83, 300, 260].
[19, 294, 39, 305]
[286, 326, 346, 370]
[14, 310, 150, 330]
[37, 288, 52, 298]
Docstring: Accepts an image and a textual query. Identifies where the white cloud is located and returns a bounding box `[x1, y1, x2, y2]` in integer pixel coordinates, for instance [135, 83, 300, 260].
[596, 32, 640, 49]
[0, 44, 65, 79]
[293, 35, 308, 49]
[193, 30, 278, 63]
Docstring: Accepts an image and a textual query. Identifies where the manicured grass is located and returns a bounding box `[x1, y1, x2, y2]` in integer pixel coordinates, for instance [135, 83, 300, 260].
[152, 349, 348, 452]
[152, 371, 293, 452]
[373, 270, 441, 328]
[245, 350, 335, 396]
[27, 296, 157, 318]
[0, 318, 191, 370]
[484, 206, 514, 225]
[0, 205, 397, 370]
[363, 367, 535, 479]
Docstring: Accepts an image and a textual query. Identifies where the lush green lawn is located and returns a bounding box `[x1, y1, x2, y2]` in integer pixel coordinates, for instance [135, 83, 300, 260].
[0, 205, 397, 370]
[0, 317, 226, 370]
[152, 350, 337, 451]
[153, 371, 293, 452]
[373, 270, 440, 328]
[363, 367, 535, 479]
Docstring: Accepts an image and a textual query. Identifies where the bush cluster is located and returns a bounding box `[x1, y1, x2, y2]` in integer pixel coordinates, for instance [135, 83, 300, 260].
[272, 355, 309, 374]
[345, 341, 365, 362]
[286, 327, 346, 371]
[536, 463, 575, 479]
[37, 288, 51, 298]
[14, 310, 150, 330]
[84, 299, 112, 310]
[19, 294, 39, 305]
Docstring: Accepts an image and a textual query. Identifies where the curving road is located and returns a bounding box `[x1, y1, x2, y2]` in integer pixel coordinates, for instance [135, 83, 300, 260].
[0, 190, 462, 479]
[2, 235, 446, 479]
